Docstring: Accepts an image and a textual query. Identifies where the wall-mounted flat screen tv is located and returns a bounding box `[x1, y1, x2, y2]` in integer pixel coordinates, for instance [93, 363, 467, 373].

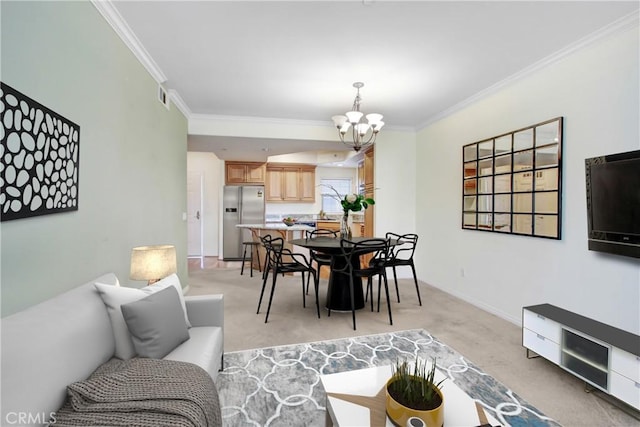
[585, 149, 640, 259]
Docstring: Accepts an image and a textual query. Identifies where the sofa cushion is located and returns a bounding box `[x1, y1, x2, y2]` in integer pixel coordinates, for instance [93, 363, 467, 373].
[95, 274, 190, 360]
[121, 286, 190, 359]
[164, 326, 223, 381]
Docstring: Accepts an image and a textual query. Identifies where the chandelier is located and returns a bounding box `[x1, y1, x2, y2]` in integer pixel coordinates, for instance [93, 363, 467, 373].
[331, 82, 384, 152]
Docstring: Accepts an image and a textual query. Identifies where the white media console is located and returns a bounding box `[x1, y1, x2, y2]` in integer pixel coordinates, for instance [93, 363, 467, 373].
[522, 304, 640, 411]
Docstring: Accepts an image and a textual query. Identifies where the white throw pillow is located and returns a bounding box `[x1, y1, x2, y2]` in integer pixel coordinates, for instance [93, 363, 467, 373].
[94, 274, 191, 360]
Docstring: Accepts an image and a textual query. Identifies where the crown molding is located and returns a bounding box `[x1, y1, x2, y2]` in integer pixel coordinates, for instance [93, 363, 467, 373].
[189, 113, 414, 133]
[190, 113, 330, 128]
[169, 89, 191, 119]
[419, 9, 640, 130]
[91, 0, 167, 84]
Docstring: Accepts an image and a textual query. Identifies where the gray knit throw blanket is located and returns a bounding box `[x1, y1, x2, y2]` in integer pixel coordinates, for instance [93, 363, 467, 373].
[53, 358, 221, 427]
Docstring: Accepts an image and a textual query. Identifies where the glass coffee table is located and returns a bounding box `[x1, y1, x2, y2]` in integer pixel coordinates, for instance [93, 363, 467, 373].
[320, 364, 499, 427]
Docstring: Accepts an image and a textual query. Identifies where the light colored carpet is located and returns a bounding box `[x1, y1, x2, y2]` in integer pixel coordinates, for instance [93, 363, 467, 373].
[188, 262, 639, 427]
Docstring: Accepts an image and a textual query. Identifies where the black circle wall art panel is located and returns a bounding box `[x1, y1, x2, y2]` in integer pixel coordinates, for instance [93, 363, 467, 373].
[1, 82, 80, 221]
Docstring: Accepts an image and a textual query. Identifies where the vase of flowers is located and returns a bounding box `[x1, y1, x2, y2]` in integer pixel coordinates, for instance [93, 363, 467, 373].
[322, 185, 375, 239]
[340, 211, 352, 239]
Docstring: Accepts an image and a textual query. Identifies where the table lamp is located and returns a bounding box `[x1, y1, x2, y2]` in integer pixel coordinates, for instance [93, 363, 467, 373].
[130, 244, 177, 285]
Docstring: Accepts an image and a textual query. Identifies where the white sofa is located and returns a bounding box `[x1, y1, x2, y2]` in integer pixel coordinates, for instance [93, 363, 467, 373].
[1, 273, 224, 427]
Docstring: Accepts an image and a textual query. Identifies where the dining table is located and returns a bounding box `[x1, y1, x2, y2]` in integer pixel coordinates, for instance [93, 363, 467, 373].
[289, 236, 396, 312]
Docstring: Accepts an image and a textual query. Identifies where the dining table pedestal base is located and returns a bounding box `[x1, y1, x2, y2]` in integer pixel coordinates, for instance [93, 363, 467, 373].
[325, 256, 365, 311]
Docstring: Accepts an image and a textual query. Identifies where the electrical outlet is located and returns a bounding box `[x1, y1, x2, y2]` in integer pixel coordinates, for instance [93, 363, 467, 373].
[460, 268, 465, 277]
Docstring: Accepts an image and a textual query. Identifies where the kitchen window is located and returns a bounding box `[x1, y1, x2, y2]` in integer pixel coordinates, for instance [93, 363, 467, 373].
[320, 179, 352, 213]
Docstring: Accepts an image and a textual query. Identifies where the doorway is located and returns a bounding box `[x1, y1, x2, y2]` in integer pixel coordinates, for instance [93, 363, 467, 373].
[187, 172, 204, 268]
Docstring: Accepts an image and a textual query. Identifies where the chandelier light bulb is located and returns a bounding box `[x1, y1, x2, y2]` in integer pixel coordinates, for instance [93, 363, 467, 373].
[332, 82, 383, 152]
[356, 123, 370, 136]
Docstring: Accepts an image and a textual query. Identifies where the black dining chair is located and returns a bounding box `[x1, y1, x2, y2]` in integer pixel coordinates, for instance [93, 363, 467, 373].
[257, 235, 319, 323]
[260, 235, 283, 281]
[304, 229, 338, 295]
[370, 232, 421, 306]
[331, 237, 393, 330]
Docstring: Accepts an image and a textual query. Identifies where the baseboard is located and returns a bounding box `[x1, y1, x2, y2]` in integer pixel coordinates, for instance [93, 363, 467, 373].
[426, 282, 521, 327]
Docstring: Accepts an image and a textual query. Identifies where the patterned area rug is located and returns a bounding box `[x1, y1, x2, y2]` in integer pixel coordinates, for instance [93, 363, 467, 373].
[216, 329, 560, 426]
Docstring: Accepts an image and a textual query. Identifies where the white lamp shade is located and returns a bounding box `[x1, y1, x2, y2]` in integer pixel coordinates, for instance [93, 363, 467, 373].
[373, 120, 385, 132]
[130, 245, 177, 282]
[332, 115, 348, 128]
[339, 122, 351, 134]
[345, 110, 363, 124]
[366, 113, 383, 124]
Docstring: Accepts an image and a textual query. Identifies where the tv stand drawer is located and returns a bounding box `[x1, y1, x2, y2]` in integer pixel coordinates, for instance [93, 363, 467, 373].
[611, 347, 640, 383]
[610, 370, 640, 409]
[523, 328, 560, 364]
[523, 309, 561, 343]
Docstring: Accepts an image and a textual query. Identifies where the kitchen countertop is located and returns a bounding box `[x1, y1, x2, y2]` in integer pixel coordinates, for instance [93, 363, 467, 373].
[265, 220, 322, 224]
[317, 219, 364, 223]
[237, 223, 315, 231]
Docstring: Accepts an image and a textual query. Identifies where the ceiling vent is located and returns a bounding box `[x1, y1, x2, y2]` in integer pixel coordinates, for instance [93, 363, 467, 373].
[158, 85, 170, 110]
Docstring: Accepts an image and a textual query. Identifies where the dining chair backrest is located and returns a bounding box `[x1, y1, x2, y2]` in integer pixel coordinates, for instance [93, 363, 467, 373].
[337, 238, 389, 273]
[260, 235, 285, 264]
[306, 228, 338, 240]
[386, 232, 418, 261]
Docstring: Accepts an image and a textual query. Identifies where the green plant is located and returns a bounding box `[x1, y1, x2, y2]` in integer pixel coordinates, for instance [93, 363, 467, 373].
[387, 357, 445, 410]
[320, 184, 375, 214]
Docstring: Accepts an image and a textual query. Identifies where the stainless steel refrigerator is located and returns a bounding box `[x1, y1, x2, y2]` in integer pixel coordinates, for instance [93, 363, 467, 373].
[223, 185, 265, 260]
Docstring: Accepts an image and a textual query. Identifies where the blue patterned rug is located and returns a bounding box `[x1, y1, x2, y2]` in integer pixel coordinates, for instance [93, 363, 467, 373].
[216, 329, 560, 426]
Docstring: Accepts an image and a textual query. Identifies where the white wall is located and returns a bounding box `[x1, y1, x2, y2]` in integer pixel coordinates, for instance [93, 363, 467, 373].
[187, 152, 224, 256]
[373, 130, 418, 238]
[415, 23, 640, 333]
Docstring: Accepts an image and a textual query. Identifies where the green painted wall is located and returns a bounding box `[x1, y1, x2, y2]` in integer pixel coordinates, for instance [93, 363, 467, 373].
[1, 1, 188, 316]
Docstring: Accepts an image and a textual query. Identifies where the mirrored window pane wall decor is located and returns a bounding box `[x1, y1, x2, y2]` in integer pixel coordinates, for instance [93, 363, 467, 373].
[462, 117, 563, 239]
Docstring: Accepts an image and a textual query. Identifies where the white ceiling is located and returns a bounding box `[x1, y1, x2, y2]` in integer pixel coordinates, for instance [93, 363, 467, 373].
[110, 1, 638, 163]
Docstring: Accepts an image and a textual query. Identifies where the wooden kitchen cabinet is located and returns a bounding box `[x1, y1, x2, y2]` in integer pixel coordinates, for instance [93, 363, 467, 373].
[299, 168, 315, 201]
[316, 221, 340, 232]
[363, 148, 374, 194]
[282, 168, 300, 201]
[266, 168, 284, 199]
[266, 163, 316, 202]
[362, 147, 374, 238]
[225, 161, 266, 184]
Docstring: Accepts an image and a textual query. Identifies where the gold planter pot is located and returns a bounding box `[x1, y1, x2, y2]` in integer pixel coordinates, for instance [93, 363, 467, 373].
[385, 378, 444, 427]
